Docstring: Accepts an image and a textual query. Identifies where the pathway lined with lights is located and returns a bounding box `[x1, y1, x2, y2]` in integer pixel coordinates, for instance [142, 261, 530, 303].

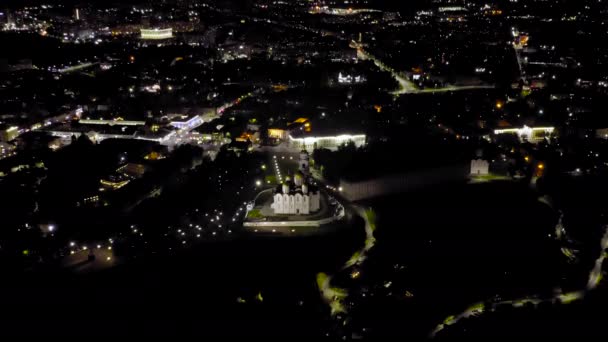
[429, 224, 608, 338]
[272, 155, 284, 184]
[318, 205, 377, 315]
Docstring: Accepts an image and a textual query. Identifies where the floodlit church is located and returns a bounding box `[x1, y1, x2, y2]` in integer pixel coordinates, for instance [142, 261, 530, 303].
[271, 150, 321, 215]
[470, 159, 489, 175]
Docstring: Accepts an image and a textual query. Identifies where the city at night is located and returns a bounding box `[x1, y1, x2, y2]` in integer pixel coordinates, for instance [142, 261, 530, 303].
[1, 0, 608, 338]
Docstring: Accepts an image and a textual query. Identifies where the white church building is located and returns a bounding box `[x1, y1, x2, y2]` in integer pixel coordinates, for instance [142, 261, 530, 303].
[271, 150, 321, 215]
[470, 159, 490, 175]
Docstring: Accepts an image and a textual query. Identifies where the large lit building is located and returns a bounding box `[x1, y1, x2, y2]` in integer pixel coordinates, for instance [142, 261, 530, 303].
[271, 173, 320, 215]
[268, 128, 288, 140]
[494, 125, 554, 144]
[271, 151, 320, 215]
[169, 114, 204, 130]
[140, 28, 173, 40]
[289, 133, 366, 151]
[0, 126, 19, 142]
[337, 72, 366, 84]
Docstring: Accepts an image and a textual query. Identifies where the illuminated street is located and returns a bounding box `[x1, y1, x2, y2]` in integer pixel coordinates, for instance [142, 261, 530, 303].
[352, 41, 496, 96]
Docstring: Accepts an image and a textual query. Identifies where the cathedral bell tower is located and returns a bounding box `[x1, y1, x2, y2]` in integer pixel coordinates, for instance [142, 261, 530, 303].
[299, 150, 310, 175]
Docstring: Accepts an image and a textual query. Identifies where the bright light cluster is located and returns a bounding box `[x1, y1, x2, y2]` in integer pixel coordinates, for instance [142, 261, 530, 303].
[140, 28, 173, 40]
[494, 126, 555, 143]
[288, 134, 366, 151]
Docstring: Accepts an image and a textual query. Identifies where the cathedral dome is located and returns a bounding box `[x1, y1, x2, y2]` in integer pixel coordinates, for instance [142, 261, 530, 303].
[294, 171, 304, 186]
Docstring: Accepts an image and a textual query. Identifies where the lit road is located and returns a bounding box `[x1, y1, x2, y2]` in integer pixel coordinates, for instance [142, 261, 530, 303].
[318, 204, 377, 316]
[512, 43, 527, 85]
[430, 224, 608, 338]
[350, 41, 418, 94]
[417, 84, 496, 94]
[553, 212, 579, 261]
[351, 41, 495, 96]
[161, 88, 265, 148]
[222, 14, 494, 96]
[58, 62, 98, 74]
[214, 11, 493, 97]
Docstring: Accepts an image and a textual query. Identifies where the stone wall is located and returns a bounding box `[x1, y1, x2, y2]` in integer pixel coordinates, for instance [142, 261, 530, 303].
[339, 164, 468, 202]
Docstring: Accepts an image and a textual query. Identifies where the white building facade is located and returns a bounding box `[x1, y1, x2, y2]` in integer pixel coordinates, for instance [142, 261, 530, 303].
[470, 159, 490, 175]
[271, 172, 320, 215]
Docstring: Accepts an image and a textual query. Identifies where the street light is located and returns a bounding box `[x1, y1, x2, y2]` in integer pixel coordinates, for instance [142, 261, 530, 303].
[256, 180, 261, 186]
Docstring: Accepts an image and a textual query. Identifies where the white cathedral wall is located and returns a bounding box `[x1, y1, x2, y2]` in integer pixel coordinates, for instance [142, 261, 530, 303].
[302, 196, 310, 215]
[272, 194, 281, 214]
[288, 196, 295, 214]
[470, 159, 489, 175]
[295, 194, 303, 214]
[271, 192, 319, 215]
[284, 194, 292, 214]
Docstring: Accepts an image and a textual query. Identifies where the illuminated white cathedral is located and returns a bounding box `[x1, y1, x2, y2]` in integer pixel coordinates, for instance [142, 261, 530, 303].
[271, 150, 321, 215]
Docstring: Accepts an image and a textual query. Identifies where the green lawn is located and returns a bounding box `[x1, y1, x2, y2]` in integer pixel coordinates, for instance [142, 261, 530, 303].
[247, 209, 263, 219]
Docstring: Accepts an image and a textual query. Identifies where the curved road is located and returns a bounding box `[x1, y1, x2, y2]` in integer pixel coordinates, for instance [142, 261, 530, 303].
[318, 204, 377, 316]
[430, 224, 608, 338]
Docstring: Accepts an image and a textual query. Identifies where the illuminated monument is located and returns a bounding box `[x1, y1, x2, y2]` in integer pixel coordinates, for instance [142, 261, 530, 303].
[245, 151, 346, 231]
[271, 151, 320, 215]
